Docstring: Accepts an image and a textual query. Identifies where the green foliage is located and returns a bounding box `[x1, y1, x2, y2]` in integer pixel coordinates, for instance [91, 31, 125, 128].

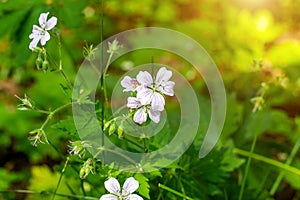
[1, 0, 300, 200]
[134, 173, 150, 199]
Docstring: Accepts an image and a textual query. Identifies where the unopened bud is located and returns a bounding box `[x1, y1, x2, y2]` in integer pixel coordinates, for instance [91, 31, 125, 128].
[42, 60, 49, 72]
[35, 57, 43, 70]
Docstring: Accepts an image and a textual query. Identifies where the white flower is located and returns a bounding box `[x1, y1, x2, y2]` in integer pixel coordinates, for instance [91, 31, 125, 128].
[29, 12, 57, 51]
[136, 67, 175, 111]
[127, 97, 160, 124]
[120, 67, 175, 125]
[100, 177, 143, 200]
[121, 76, 140, 92]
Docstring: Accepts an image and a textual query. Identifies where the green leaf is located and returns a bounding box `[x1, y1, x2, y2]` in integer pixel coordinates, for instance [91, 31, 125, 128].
[134, 173, 150, 199]
[52, 116, 77, 136]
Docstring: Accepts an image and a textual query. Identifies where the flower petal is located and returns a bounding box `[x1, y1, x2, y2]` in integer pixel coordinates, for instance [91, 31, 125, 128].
[46, 16, 57, 30]
[148, 108, 160, 123]
[121, 76, 139, 92]
[159, 81, 175, 96]
[39, 12, 49, 28]
[99, 194, 118, 200]
[155, 67, 172, 84]
[29, 25, 42, 38]
[151, 92, 165, 111]
[40, 31, 50, 46]
[29, 37, 40, 51]
[126, 194, 144, 200]
[133, 107, 147, 124]
[136, 71, 153, 86]
[104, 178, 121, 195]
[137, 88, 152, 105]
[122, 177, 139, 195]
[127, 97, 141, 109]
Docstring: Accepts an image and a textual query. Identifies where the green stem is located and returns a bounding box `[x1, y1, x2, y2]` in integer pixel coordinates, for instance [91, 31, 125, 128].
[100, 0, 105, 164]
[158, 183, 194, 200]
[269, 137, 300, 195]
[102, 52, 114, 110]
[57, 35, 73, 89]
[59, 68, 73, 89]
[94, 147, 136, 166]
[40, 103, 72, 143]
[122, 135, 144, 150]
[0, 190, 98, 200]
[33, 108, 51, 114]
[41, 103, 72, 130]
[238, 134, 257, 200]
[143, 138, 147, 153]
[233, 148, 300, 176]
[51, 157, 70, 200]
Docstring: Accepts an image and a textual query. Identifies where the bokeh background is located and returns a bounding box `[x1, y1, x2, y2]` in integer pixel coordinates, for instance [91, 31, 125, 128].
[1, 0, 300, 199]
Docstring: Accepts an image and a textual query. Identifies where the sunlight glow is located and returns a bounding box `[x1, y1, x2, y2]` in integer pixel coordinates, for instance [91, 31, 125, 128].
[256, 15, 269, 32]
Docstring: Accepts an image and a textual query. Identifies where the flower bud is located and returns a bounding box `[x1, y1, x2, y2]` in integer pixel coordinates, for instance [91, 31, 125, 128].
[42, 60, 49, 72]
[117, 126, 123, 138]
[108, 122, 116, 136]
[79, 158, 94, 179]
[68, 140, 91, 158]
[35, 57, 43, 70]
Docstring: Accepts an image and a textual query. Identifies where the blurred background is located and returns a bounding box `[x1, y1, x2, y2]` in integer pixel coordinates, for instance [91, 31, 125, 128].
[0, 0, 300, 199]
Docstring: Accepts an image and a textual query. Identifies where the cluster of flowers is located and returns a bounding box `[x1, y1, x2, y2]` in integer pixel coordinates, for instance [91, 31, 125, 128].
[121, 67, 175, 124]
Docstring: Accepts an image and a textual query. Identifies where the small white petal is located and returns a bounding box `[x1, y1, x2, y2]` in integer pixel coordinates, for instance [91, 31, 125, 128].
[29, 25, 42, 38]
[127, 97, 141, 109]
[122, 177, 139, 195]
[29, 37, 40, 50]
[148, 109, 160, 123]
[133, 107, 147, 124]
[39, 12, 49, 29]
[151, 92, 165, 111]
[40, 31, 50, 46]
[137, 88, 153, 105]
[136, 71, 153, 86]
[155, 67, 172, 84]
[121, 76, 139, 92]
[29, 32, 37, 39]
[159, 81, 175, 96]
[45, 16, 57, 30]
[104, 178, 121, 195]
[100, 194, 118, 200]
[121, 76, 133, 89]
[126, 194, 144, 200]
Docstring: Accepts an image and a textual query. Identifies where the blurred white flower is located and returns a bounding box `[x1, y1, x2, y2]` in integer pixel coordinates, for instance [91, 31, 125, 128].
[29, 12, 57, 50]
[100, 177, 143, 200]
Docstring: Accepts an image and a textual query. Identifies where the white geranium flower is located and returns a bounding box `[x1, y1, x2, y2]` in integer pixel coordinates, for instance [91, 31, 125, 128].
[136, 67, 175, 111]
[100, 177, 143, 200]
[29, 12, 57, 51]
[127, 97, 160, 124]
